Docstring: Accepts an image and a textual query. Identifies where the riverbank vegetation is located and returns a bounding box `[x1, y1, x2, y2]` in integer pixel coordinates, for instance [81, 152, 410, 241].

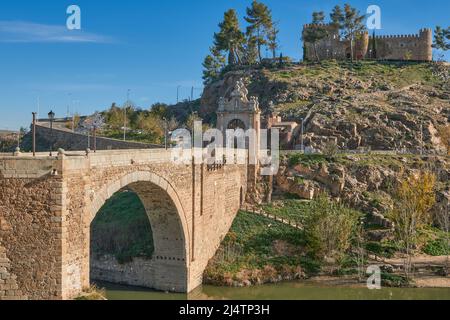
[74, 285, 106, 301]
[204, 196, 367, 287]
[205, 166, 449, 287]
[91, 190, 154, 264]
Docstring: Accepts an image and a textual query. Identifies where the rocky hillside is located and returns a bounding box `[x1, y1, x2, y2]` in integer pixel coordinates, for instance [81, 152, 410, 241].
[276, 153, 449, 234]
[201, 61, 449, 153]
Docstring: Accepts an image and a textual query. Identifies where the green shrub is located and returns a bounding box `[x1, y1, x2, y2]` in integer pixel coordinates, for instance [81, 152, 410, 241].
[381, 273, 410, 287]
[303, 195, 362, 262]
[423, 238, 450, 256]
[365, 241, 397, 258]
[288, 153, 327, 167]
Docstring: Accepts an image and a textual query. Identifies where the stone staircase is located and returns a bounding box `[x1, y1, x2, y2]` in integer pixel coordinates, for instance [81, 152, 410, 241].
[240, 205, 304, 231]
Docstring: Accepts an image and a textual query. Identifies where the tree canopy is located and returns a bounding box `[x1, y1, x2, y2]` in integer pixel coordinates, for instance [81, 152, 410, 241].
[214, 9, 245, 65]
[245, 0, 274, 62]
[433, 26, 450, 52]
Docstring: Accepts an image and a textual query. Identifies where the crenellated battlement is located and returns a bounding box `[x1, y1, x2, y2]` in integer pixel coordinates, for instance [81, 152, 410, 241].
[372, 34, 421, 39]
[303, 23, 332, 29]
[302, 25, 433, 62]
[371, 29, 431, 40]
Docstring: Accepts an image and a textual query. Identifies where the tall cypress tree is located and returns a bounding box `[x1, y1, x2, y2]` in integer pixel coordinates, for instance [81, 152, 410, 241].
[371, 30, 377, 59]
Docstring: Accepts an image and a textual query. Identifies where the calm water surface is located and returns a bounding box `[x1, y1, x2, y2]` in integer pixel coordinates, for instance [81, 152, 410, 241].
[97, 281, 450, 301]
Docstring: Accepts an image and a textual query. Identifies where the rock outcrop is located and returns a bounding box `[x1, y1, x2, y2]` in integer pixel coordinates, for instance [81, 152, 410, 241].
[201, 62, 449, 154]
[275, 153, 450, 229]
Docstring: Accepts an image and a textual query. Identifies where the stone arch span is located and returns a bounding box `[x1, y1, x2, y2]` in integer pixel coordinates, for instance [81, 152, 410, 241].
[86, 171, 191, 293]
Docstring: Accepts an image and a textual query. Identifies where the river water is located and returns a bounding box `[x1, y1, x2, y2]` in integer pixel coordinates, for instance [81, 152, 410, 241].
[97, 281, 450, 300]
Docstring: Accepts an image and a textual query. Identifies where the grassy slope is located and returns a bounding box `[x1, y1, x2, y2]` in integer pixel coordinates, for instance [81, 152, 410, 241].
[204, 211, 320, 286]
[270, 60, 439, 89]
[263, 60, 445, 122]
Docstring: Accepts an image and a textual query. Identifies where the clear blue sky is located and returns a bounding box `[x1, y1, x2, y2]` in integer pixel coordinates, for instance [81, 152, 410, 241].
[0, 0, 449, 129]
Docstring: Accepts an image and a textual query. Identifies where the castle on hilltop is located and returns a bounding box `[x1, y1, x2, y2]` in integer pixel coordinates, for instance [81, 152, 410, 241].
[302, 24, 432, 62]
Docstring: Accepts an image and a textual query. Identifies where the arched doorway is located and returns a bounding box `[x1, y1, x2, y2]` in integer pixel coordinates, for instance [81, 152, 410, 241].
[227, 119, 246, 130]
[88, 173, 189, 293]
[227, 119, 247, 149]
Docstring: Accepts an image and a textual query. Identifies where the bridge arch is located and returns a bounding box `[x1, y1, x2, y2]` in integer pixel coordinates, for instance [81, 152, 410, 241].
[86, 171, 191, 292]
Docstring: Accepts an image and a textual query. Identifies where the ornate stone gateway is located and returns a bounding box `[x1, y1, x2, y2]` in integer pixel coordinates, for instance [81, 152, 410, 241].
[0, 149, 248, 300]
[217, 79, 261, 150]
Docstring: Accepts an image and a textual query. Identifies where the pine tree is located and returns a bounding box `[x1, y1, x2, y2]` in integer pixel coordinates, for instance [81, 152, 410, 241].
[312, 11, 325, 24]
[267, 24, 280, 59]
[214, 9, 245, 65]
[202, 47, 226, 85]
[342, 4, 366, 62]
[245, 0, 274, 62]
[330, 5, 344, 30]
[242, 35, 259, 65]
[433, 26, 450, 52]
[302, 12, 328, 62]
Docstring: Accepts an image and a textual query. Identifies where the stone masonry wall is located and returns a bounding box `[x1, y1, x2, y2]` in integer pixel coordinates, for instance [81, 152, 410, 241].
[0, 245, 26, 300]
[90, 254, 157, 288]
[29, 124, 161, 152]
[0, 156, 64, 300]
[302, 24, 432, 62]
[372, 29, 433, 61]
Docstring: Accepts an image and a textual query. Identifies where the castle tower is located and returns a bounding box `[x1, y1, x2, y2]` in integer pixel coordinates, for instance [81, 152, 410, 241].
[419, 28, 433, 61]
[354, 31, 369, 60]
[302, 23, 344, 61]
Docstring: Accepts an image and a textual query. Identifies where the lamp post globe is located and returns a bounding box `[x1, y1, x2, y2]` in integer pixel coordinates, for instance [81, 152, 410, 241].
[48, 110, 55, 121]
[48, 110, 55, 156]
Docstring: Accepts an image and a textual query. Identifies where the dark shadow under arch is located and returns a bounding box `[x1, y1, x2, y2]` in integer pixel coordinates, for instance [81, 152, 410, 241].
[88, 175, 189, 292]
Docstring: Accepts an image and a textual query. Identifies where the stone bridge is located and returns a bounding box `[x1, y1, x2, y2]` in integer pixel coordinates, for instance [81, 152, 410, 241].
[0, 148, 250, 300]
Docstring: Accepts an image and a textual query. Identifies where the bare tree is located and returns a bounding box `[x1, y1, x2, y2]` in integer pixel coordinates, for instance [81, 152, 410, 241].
[354, 218, 367, 282]
[389, 172, 436, 279]
[82, 112, 105, 152]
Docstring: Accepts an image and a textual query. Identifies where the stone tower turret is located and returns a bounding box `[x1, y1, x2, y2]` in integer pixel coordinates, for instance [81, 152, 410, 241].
[419, 28, 433, 61]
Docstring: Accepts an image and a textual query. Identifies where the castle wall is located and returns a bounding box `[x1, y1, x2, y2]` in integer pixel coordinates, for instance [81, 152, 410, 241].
[30, 124, 161, 152]
[303, 24, 345, 61]
[302, 24, 432, 62]
[372, 29, 432, 61]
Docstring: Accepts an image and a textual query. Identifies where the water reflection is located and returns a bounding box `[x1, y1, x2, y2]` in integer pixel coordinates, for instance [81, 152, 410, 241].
[97, 281, 450, 301]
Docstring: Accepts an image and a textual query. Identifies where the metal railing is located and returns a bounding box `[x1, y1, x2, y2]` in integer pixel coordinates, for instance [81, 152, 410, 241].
[241, 204, 303, 231]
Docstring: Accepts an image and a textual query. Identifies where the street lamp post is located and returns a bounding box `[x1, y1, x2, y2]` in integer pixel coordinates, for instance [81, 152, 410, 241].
[124, 89, 130, 141]
[163, 117, 168, 150]
[32, 112, 36, 157]
[93, 127, 97, 153]
[48, 110, 55, 156]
